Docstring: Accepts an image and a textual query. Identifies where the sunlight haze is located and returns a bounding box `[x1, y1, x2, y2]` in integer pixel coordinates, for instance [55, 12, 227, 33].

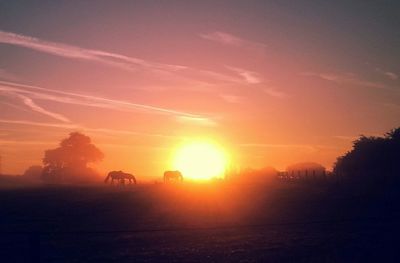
[172, 140, 228, 180]
[0, 1, 399, 178]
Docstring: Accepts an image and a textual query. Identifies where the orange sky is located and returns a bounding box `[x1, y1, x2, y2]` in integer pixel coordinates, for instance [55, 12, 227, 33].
[0, 1, 399, 178]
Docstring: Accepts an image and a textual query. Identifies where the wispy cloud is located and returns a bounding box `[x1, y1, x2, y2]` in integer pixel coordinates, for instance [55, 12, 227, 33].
[383, 102, 400, 111]
[222, 66, 287, 99]
[0, 139, 54, 146]
[0, 119, 178, 138]
[0, 29, 276, 103]
[0, 100, 32, 113]
[239, 143, 341, 151]
[263, 87, 287, 98]
[220, 94, 243, 104]
[384, 72, 398, 80]
[300, 72, 388, 89]
[200, 31, 267, 53]
[16, 94, 71, 123]
[374, 67, 398, 80]
[0, 30, 184, 73]
[223, 67, 287, 99]
[191, 68, 243, 84]
[0, 68, 18, 81]
[0, 30, 245, 87]
[0, 119, 77, 129]
[225, 66, 262, 84]
[0, 80, 213, 123]
[176, 116, 217, 126]
[200, 31, 245, 46]
[239, 143, 316, 150]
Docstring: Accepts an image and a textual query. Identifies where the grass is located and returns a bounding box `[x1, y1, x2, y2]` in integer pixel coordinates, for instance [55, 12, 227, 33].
[0, 180, 398, 262]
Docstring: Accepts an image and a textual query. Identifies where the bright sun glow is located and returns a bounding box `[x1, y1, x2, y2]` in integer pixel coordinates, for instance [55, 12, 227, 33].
[172, 141, 228, 180]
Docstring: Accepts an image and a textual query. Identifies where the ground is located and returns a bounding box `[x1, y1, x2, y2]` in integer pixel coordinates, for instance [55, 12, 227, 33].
[0, 181, 399, 262]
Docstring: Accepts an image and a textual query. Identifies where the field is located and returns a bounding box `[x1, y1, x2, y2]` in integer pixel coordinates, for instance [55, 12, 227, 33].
[0, 181, 399, 262]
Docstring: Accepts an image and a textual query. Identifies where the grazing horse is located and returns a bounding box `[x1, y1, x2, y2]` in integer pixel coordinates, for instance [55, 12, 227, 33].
[164, 170, 183, 183]
[105, 171, 137, 185]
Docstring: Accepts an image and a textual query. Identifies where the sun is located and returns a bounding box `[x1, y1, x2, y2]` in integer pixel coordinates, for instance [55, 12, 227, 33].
[172, 140, 228, 180]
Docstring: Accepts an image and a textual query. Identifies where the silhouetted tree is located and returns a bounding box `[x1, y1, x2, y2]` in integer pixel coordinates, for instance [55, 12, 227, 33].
[333, 127, 400, 185]
[22, 165, 43, 180]
[42, 132, 103, 182]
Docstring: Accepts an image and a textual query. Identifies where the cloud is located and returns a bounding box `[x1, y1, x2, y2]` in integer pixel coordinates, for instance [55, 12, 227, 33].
[239, 143, 341, 151]
[220, 94, 243, 104]
[239, 143, 324, 154]
[0, 139, 54, 146]
[384, 72, 398, 80]
[238, 143, 316, 149]
[0, 80, 211, 122]
[225, 66, 262, 84]
[0, 68, 18, 81]
[200, 31, 267, 53]
[0, 30, 184, 73]
[200, 31, 245, 46]
[176, 116, 217, 126]
[0, 30, 244, 86]
[192, 68, 243, 84]
[0, 29, 277, 104]
[383, 102, 400, 111]
[263, 88, 287, 98]
[300, 72, 388, 89]
[16, 94, 71, 123]
[0, 119, 178, 138]
[224, 66, 287, 99]
[0, 119, 77, 129]
[374, 67, 398, 80]
[0, 100, 32, 113]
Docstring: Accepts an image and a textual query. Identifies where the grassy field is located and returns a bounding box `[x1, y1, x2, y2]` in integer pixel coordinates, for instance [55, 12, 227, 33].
[0, 181, 399, 262]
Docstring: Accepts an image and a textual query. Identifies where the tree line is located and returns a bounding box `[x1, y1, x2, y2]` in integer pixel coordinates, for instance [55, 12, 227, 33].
[22, 127, 399, 185]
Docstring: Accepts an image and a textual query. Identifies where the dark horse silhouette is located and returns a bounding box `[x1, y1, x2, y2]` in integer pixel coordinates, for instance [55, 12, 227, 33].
[164, 170, 183, 183]
[105, 171, 137, 184]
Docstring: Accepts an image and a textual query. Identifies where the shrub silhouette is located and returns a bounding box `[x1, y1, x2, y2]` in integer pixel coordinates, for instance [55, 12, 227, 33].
[227, 166, 278, 184]
[22, 165, 43, 180]
[283, 162, 326, 180]
[42, 132, 104, 182]
[333, 127, 400, 185]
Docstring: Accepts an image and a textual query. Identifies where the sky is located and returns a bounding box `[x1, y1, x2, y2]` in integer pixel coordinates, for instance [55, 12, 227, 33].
[0, 0, 399, 178]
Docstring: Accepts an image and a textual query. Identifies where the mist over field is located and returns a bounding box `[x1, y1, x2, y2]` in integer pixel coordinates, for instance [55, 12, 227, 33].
[1, 180, 399, 262]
